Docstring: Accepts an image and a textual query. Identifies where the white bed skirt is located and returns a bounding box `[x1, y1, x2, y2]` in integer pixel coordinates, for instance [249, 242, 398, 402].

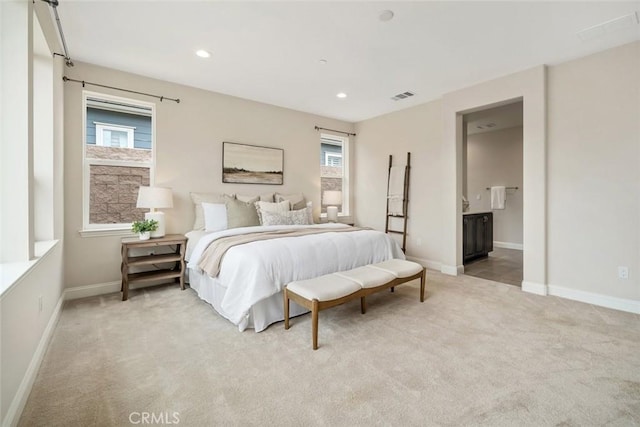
[187, 267, 309, 332]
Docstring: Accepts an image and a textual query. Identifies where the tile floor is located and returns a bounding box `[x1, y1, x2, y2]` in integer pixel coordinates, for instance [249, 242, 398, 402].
[464, 247, 523, 286]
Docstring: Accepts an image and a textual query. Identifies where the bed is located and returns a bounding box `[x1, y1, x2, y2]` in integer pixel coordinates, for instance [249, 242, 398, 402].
[186, 223, 405, 332]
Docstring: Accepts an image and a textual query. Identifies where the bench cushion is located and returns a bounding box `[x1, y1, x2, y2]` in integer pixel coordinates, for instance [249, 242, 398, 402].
[287, 274, 361, 302]
[369, 259, 423, 278]
[335, 266, 396, 289]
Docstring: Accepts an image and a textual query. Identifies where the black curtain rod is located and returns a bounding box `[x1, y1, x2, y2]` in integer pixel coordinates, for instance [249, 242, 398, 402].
[62, 77, 181, 104]
[314, 126, 356, 137]
[41, 0, 74, 67]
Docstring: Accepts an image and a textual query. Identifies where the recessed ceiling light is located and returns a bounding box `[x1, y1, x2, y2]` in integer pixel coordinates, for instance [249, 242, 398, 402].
[319, 59, 328, 64]
[379, 10, 394, 22]
[196, 49, 211, 58]
[336, 93, 347, 99]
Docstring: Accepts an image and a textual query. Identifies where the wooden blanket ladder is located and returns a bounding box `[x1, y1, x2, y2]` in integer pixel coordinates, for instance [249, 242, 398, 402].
[385, 152, 411, 252]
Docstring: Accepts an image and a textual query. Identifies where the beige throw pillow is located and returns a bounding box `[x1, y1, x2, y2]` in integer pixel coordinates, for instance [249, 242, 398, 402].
[259, 193, 275, 202]
[190, 192, 234, 230]
[237, 193, 274, 203]
[225, 197, 260, 229]
[275, 192, 306, 210]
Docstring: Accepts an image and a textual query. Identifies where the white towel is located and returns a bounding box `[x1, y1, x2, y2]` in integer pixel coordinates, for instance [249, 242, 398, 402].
[491, 186, 506, 210]
[388, 166, 405, 215]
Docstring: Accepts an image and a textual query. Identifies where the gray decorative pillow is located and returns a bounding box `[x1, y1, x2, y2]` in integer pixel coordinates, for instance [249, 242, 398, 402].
[190, 192, 234, 230]
[305, 201, 314, 224]
[275, 192, 306, 210]
[261, 207, 312, 226]
[225, 197, 260, 229]
[255, 200, 290, 224]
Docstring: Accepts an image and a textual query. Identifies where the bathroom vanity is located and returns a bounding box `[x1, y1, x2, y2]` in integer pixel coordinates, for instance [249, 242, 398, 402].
[463, 212, 493, 264]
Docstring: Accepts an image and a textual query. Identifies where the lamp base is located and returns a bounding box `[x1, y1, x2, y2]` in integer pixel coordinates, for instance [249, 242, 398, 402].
[145, 211, 165, 238]
[327, 206, 338, 223]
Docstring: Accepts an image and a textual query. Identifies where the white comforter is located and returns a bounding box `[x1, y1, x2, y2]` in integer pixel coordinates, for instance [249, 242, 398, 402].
[187, 223, 404, 327]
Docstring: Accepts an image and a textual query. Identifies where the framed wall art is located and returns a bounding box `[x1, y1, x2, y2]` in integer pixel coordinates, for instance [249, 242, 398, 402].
[222, 142, 284, 185]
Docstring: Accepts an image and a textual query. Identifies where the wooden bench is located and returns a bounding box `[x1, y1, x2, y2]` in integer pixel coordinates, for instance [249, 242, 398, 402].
[284, 259, 426, 350]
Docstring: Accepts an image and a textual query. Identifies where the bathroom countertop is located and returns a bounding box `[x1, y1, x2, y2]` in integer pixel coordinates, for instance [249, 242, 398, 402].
[462, 211, 493, 215]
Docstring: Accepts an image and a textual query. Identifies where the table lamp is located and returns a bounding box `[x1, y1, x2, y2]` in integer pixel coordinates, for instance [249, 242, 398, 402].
[136, 186, 173, 238]
[323, 190, 342, 223]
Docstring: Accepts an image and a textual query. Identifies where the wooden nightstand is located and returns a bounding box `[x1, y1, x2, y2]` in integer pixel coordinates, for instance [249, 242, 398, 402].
[120, 234, 187, 301]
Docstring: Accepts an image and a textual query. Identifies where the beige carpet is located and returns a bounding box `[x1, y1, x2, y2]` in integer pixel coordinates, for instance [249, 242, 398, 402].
[20, 271, 640, 426]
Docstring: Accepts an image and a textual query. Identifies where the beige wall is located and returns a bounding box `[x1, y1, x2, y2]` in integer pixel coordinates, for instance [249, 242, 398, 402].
[547, 42, 639, 301]
[63, 62, 354, 289]
[354, 100, 443, 268]
[466, 126, 523, 246]
[354, 41, 639, 307]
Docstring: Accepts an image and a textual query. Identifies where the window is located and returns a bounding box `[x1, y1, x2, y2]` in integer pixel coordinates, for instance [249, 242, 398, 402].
[95, 123, 135, 148]
[320, 134, 349, 216]
[324, 152, 342, 167]
[83, 92, 155, 231]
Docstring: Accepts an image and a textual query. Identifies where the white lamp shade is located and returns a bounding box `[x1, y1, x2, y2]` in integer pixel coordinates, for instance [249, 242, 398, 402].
[136, 186, 173, 209]
[323, 190, 342, 206]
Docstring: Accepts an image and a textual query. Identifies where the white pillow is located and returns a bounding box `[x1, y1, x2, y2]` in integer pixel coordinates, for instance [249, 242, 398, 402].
[202, 202, 228, 232]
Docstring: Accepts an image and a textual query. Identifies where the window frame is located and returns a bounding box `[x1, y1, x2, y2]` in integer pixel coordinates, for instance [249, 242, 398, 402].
[320, 134, 350, 218]
[94, 122, 136, 148]
[81, 91, 155, 233]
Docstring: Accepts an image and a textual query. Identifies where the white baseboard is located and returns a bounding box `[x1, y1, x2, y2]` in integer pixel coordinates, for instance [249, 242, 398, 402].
[405, 256, 441, 271]
[64, 281, 121, 300]
[548, 285, 640, 314]
[3, 294, 64, 427]
[64, 280, 180, 301]
[440, 264, 464, 276]
[522, 281, 547, 295]
[493, 241, 523, 250]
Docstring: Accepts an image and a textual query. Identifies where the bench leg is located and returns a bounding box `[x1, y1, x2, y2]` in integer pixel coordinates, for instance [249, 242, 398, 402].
[361, 296, 366, 314]
[420, 269, 426, 302]
[284, 288, 290, 330]
[312, 299, 319, 350]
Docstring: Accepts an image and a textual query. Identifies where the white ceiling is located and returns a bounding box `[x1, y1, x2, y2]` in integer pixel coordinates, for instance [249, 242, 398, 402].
[57, 1, 640, 123]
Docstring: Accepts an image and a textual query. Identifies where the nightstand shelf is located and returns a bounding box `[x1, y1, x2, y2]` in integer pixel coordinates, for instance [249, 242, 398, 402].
[127, 269, 183, 283]
[127, 253, 183, 266]
[120, 234, 187, 301]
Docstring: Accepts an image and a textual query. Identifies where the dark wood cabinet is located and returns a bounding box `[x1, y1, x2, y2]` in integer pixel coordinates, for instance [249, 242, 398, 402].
[463, 212, 493, 264]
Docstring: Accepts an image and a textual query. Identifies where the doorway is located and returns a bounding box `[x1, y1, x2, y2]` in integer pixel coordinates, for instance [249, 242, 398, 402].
[440, 65, 547, 295]
[462, 102, 524, 286]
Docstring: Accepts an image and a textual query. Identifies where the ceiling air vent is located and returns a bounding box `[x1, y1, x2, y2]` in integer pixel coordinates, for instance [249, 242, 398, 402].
[577, 12, 639, 41]
[391, 91, 415, 101]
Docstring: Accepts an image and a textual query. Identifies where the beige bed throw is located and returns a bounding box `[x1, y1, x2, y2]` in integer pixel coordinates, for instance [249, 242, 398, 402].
[198, 226, 366, 277]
